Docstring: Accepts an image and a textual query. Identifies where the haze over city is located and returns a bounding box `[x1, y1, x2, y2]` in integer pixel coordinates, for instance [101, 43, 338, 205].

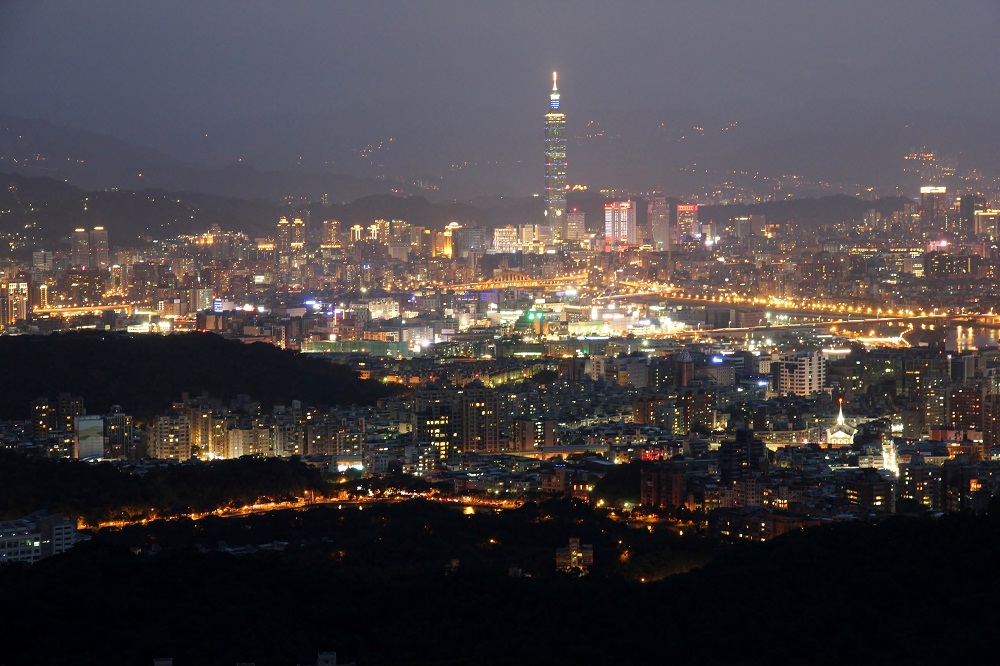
[5, 1, 1000, 195]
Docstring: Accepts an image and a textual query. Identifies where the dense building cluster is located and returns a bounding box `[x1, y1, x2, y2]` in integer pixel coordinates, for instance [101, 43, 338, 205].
[3, 75, 1000, 550]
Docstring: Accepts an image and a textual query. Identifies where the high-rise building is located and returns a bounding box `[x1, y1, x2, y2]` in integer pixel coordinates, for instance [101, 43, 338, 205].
[544, 72, 567, 237]
[90, 227, 110, 269]
[276, 216, 291, 254]
[32, 250, 53, 273]
[350, 224, 365, 244]
[74, 415, 105, 460]
[149, 412, 192, 461]
[31, 397, 57, 441]
[675, 351, 694, 388]
[452, 227, 486, 259]
[677, 389, 714, 434]
[459, 381, 500, 454]
[565, 209, 586, 241]
[949, 384, 986, 432]
[641, 462, 688, 509]
[604, 201, 637, 248]
[290, 217, 307, 251]
[519, 224, 535, 245]
[676, 205, 698, 239]
[774, 351, 827, 396]
[411, 383, 462, 461]
[649, 195, 669, 249]
[5, 277, 31, 325]
[719, 429, 769, 484]
[897, 455, 943, 511]
[957, 193, 985, 237]
[974, 210, 1000, 240]
[104, 406, 135, 460]
[512, 418, 556, 451]
[71, 228, 90, 268]
[324, 219, 342, 246]
[919, 186, 948, 232]
[493, 225, 519, 253]
[57, 393, 85, 434]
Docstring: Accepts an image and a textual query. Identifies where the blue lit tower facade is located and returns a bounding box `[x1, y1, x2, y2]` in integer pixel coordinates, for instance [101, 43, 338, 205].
[544, 72, 567, 238]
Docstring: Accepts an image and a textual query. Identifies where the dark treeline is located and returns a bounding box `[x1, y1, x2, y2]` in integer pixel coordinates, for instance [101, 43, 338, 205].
[697, 193, 909, 229]
[0, 172, 282, 245]
[0, 453, 327, 524]
[0, 171, 914, 250]
[5, 503, 1000, 665]
[98, 498, 710, 582]
[0, 331, 398, 420]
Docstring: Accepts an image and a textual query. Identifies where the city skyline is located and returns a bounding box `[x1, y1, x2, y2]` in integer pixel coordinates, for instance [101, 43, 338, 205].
[7, 4, 1000, 665]
[4, 2, 1000, 197]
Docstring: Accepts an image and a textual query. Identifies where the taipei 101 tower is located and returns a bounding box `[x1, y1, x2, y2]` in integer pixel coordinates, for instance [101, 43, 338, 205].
[544, 72, 567, 238]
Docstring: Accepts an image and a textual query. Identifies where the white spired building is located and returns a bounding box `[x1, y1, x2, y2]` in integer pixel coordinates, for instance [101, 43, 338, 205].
[825, 399, 857, 448]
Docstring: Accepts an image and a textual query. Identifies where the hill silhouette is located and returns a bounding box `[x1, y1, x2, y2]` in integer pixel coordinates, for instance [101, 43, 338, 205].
[3, 502, 1000, 664]
[0, 331, 398, 420]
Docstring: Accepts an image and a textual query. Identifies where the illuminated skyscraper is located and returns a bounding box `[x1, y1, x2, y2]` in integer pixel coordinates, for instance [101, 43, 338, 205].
[676, 204, 698, 238]
[544, 72, 567, 237]
[649, 195, 669, 249]
[958, 192, 985, 237]
[493, 225, 518, 253]
[290, 217, 307, 251]
[90, 227, 109, 269]
[276, 216, 291, 254]
[71, 228, 90, 268]
[321, 219, 342, 247]
[565, 209, 586, 241]
[919, 186, 947, 232]
[5, 277, 31, 324]
[604, 201, 636, 248]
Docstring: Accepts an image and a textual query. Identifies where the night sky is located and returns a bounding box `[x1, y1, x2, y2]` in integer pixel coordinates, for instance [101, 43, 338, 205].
[3, 1, 1000, 192]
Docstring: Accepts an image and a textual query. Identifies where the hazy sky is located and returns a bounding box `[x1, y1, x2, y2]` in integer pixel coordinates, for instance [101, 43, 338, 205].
[2, 1, 1000, 172]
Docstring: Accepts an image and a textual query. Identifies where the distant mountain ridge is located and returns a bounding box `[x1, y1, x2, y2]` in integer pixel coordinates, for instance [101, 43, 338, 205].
[0, 114, 400, 203]
[6, 99, 1000, 202]
[0, 171, 911, 254]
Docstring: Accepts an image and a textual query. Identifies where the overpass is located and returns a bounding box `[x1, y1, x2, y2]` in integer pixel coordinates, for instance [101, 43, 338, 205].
[446, 270, 589, 291]
[611, 280, 968, 322]
[32, 304, 137, 317]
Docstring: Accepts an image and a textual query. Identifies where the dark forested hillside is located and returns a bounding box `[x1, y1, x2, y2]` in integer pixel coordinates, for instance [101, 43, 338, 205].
[0, 453, 328, 524]
[0, 331, 397, 419]
[4, 503, 1000, 665]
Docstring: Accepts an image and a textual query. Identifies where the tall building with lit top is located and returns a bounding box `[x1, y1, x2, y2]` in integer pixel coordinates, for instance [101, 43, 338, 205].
[919, 186, 948, 232]
[604, 201, 636, 248]
[565, 209, 586, 241]
[290, 217, 306, 250]
[493, 225, 518, 253]
[90, 227, 109, 269]
[544, 72, 567, 238]
[71, 229, 90, 268]
[649, 195, 669, 249]
[321, 219, 342, 247]
[676, 205, 698, 239]
[276, 216, 291, 254]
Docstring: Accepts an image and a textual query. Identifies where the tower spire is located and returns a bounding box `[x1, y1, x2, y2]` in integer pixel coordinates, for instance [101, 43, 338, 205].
[544, 71, 567, 235]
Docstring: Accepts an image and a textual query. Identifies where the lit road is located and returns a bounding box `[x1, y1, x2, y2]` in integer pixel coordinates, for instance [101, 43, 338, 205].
[83, 493, 522, 530]
[601, 280, 999, 325]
